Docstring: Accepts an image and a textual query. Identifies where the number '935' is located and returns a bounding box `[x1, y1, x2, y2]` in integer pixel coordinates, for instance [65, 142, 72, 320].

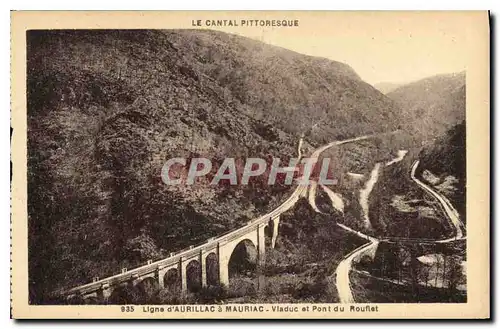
[121, 306, 135, 312]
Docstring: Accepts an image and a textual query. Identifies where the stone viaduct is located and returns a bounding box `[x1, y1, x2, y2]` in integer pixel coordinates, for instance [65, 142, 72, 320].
[59, 134, 377, 303]
[62, 185, 308, 303]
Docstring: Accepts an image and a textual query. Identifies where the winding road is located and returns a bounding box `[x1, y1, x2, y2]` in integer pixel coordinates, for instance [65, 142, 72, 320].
[334, 225, 378, 303]
[59, 133, 382, 298]
[410, 160, 465, 242]
[333, 159, 465, 303]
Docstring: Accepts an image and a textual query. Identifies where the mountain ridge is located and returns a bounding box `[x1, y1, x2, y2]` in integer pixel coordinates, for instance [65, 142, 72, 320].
[386, 71, 465, 141]
[27, 29, 402, 302]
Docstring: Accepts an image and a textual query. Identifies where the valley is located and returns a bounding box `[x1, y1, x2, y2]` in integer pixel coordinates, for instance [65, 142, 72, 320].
[27, 29, 466, 305]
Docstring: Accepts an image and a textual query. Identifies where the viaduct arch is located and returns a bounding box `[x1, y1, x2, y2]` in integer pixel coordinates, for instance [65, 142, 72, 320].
[56, 134, 384, 304]
[65, 216, 282, 303]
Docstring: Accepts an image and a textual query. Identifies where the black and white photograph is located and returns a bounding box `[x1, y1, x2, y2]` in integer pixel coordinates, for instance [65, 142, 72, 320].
[10, 10, 490, 319]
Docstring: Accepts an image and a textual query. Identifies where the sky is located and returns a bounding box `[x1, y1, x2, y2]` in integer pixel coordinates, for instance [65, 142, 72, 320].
[205, 11, 470, 86]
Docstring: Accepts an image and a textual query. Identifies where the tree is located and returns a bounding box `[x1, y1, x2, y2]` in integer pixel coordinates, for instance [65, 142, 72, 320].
[444, 255, 465, 292]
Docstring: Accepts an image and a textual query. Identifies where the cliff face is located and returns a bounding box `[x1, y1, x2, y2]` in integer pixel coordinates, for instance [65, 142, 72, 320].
[27, 30, 401, 301]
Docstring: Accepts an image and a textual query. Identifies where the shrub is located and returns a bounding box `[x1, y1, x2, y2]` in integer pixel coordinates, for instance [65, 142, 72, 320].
[195, 285, 228, 303]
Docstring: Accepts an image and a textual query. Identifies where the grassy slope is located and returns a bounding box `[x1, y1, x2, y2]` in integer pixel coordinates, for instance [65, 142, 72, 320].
[27, 30, 401, 302]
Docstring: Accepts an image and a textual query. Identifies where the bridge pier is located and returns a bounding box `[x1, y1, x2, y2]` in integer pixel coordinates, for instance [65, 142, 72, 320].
[131, 273, 141, 287]
[180, 257, 188, 293]
[257, 223, 266, 264]
[97, 283, 112, 302]
[157, 265, 167, 289]
[257, 223, 267, 290]
[61, 137, 372, 302]
[270, 216, 280, 249]
[64, 219, 275, 300]
[200, 250, 207, 288]
[218, 242, 230, 287]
